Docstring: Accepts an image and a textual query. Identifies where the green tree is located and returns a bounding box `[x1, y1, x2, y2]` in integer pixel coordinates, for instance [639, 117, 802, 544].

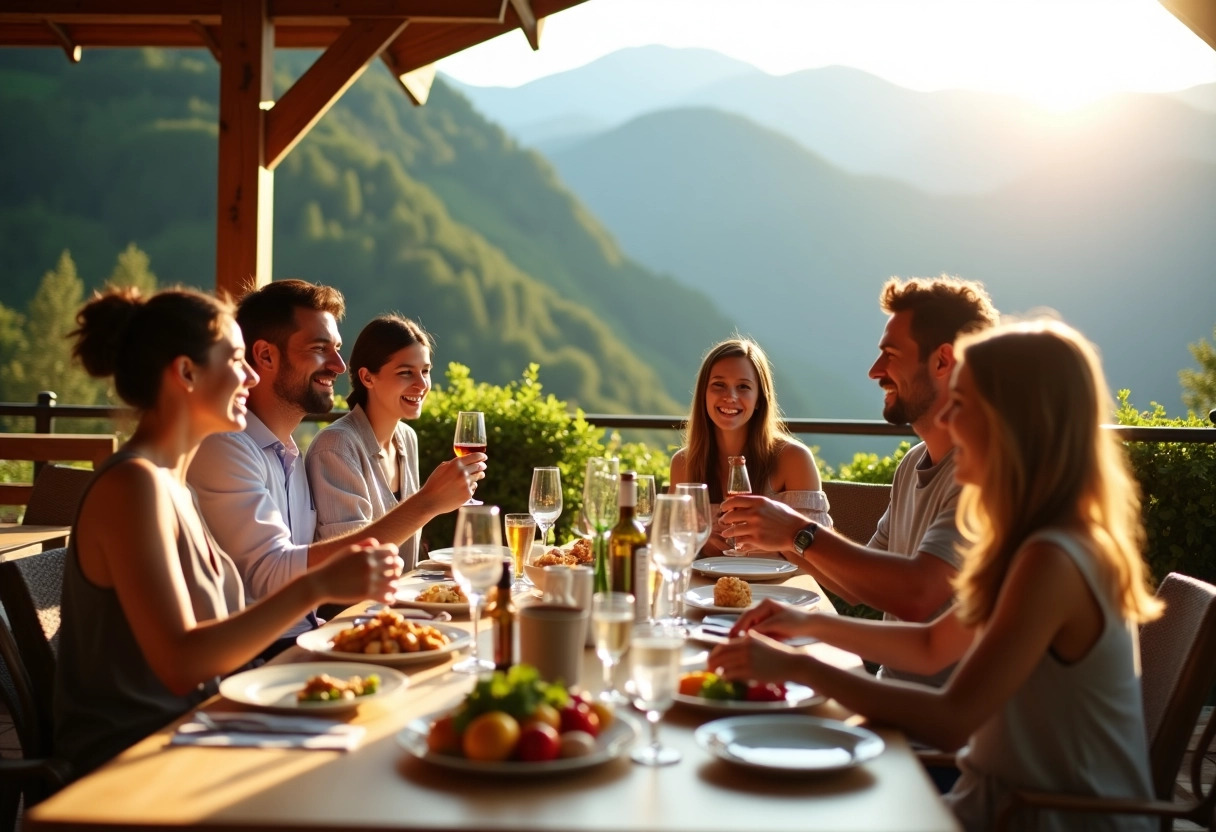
[106, 242, 158, 294]
[1179, 325, 1216, 415]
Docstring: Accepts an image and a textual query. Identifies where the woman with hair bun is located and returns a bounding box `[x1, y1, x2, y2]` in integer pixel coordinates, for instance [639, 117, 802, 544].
[306, 314, 433, 569]
[711, 319, 1160, 830]
[55, 287, 402, 778]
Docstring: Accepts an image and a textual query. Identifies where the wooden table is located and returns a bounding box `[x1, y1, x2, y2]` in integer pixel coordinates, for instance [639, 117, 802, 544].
[0, 523, 70, 562]
[27, 569, 959, 832]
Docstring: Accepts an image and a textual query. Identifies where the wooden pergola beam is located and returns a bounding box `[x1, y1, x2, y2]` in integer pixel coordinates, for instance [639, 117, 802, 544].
[265, 17, 409, 169]
[509, 0, 541, 50]
[0, 0, 506, 25]
[380, 55, 436, 105]
[190, 19, 221, 61]
[1160, 0, 1216, 51]
[45, 21, 82, 62]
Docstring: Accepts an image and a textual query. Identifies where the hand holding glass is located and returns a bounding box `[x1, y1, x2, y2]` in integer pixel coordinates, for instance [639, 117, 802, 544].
[723, 458, 752, 555]
[593, 592, 635, 704]
[451, 505, 504, 674]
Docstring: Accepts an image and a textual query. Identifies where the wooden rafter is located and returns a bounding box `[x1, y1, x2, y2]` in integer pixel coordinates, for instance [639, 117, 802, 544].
[189, 19, 220, 60]
[0, 0, 507, 25]
[509, 0, 542, 50]
[264, 17, 408, 169]
[44, 21, 82, 62]
[381, 57, 436, 105]
[1160, 0, 1216, 51]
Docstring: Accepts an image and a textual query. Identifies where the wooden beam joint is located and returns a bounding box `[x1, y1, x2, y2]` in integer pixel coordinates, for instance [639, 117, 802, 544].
[508, 0, 541, 50]
[45, 20, 82, 62]
[190, 19, 221, 61]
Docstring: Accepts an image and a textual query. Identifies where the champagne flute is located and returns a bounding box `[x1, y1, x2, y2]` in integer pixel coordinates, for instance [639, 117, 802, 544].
[450, 505, 504, 674]
[723, 454, 752, 555]
[629, 623, 684, 766]
[453, 411, 487, 506]
[528, 467, 563, 550]
[649, 493, 698, 631]
[592, 592, 635, 704]
[581, 458, 620, 592]
[635, 474, 657, 529]
[503, 513, 537, 593]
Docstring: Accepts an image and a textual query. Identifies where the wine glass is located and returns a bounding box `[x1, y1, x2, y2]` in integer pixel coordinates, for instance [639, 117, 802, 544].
[503, 513, 537, 593]
[592, 592, 635, 704]
[628, 623, 684, 766]
[450, 505, 504, 674]
[675, 483, 712, 557]
[528, 467, 563, 550]
[723, 455, 752, 555]
[635, 474, 657, 528]
[453, 411, 487, 506]
[649, 493, 698, 631]
[581, 457, 620, 591]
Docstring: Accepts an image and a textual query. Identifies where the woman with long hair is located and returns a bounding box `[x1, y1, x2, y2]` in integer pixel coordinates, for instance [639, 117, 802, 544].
[306, 314, 433, 569]
[669, 337, 828, 556]
[55, 287, 401, 778]
[712, 319, 1160, 831]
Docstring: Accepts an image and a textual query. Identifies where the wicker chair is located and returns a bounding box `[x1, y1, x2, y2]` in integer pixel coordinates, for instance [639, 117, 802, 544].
[996, 572, 1216, 831]
[21, 464, 93, 528]
[0, 547, 66, 711]
[821, 480, 891, 544]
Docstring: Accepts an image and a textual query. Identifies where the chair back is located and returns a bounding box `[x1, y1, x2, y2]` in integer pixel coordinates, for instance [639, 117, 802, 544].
[821, 480, 891, 544]
[21, 465, 93, 527]
[0, 547, 66, 711]
[1139, 572, 1216, 800]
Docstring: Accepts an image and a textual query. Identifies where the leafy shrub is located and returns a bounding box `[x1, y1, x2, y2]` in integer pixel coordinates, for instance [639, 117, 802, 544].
[822, 442, 911, 484]
[412, 363, 669, 551]
[1115, 391, 1216, 585]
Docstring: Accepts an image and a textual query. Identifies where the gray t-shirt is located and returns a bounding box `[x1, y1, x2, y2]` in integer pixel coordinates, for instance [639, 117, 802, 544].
[869, 442, 963, 687]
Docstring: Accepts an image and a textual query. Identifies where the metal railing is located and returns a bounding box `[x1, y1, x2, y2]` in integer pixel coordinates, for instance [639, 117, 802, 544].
[1, 392, 1214, 444]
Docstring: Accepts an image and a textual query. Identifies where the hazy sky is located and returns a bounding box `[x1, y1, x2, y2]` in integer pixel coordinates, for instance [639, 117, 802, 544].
[437, 0, 1216, 109]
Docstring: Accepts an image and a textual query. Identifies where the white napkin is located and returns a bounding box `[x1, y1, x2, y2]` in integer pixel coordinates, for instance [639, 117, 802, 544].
[171, 711, 365, 751]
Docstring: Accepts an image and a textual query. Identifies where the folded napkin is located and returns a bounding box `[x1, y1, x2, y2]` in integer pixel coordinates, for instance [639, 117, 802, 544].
[171, 711, 365, 751]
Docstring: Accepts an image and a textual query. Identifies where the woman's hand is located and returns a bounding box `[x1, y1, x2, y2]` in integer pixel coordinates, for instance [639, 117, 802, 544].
[730, 598, 819, 639]
[420, 454, 487, 513]
[709, 631, 806, 685]
[317, 538, 402, 604]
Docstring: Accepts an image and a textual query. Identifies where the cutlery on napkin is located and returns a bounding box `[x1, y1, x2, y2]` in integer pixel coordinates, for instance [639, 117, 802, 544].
[171, 711, 365, 751]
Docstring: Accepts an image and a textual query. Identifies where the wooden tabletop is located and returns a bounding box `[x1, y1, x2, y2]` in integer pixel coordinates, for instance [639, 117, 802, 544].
[0, 523, 70, 562]
[27, 567, 959, 832]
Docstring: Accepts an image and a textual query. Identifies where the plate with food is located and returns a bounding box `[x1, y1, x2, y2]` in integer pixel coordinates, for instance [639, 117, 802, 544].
[218, 661, 408, 714]
[674, 671, 824, 713]
[296, 610, 472, 666]
[393, 581, 473, 615]
[522, 539, 594, 587]
[692, 557, 798, 581]
[685, 579, 820, 615]
[695, 715, 884, 774]
[397, 665, 638, 775]
[426, 546, 512, 565]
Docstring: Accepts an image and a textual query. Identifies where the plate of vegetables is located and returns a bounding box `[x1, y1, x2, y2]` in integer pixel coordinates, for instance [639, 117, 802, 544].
[218, 661, 408, 714]
[673, 671, 824, 713]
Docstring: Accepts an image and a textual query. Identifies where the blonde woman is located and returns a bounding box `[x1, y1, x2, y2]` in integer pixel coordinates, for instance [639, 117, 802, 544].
[668, 337, 828, 556]
[712, 320, 1160, 831]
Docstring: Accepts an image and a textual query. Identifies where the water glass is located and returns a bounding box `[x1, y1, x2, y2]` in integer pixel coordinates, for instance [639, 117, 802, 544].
[675, 483, 712, 557]
[635, 474, 657, 528]
[592, 592, 635, 704]
[629, 623, 684, 766]
[451, 505, 504, 674]
[529, 467, 563, 548]
[649, 493, 697, 631]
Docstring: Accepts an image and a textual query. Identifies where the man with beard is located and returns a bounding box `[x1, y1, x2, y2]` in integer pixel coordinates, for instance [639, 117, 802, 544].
[188, 280, 483, 657]
[721, 275, 997, 686]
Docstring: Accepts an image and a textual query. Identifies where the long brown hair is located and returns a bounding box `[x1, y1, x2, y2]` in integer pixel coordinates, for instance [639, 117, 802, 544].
[952, 320, 1162, 627]
[680, 338, 798, 501]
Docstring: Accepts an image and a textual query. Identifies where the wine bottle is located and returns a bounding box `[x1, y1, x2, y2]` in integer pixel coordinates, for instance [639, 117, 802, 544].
[609, 472, 647, 598]
[488, 559, 515, 671]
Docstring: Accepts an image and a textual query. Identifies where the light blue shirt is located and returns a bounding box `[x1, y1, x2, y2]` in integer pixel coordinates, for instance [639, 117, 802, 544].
[187, 411, 317, 638]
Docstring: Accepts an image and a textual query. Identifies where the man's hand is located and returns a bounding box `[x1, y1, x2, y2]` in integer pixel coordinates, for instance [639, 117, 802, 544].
[419, 453, 487, 514]
[317, 538, 402, 604]
[719, 494, 807, 553]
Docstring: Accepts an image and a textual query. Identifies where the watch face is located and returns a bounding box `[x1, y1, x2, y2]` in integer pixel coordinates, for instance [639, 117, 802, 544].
[794, 528, 814, 553]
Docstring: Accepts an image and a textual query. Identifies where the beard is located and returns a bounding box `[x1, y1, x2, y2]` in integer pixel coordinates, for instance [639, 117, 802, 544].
[881, 365, 936, 426]
[275, 364, 336, 415]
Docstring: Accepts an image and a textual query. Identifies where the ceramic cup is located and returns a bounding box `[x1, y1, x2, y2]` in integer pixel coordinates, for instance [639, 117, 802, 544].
[518, 604, 587, 689]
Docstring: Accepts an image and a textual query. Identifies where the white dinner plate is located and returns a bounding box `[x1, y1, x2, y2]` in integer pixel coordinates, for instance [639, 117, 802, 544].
[218, 661, 408, 714]
[674, 682, 825, 714]
[695, 715, 884, 773]
[397, 710, 639, 775]
[296, 621, 472, 667]
[426, 546, 512, 565]
[692, 557, 798, 581]
[684, 584, 821, 615]
[393, 581, 472, 616]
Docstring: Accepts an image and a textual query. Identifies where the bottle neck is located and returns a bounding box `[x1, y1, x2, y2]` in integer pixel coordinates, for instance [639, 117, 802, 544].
[618, 478, 637, 509]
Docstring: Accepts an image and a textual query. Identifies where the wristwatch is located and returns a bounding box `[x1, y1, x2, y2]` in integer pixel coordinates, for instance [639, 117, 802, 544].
[792, 522, 819, 556]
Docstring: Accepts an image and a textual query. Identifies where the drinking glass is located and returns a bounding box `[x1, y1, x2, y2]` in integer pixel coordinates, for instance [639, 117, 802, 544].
[635, 474, 657, 528]
[649, 493, 698, 631]
[723, 456, 752, 555]
[629, 623, 684, 766]
[592, 592, 635, 704]
[450, 505, 504, 674]
[581, 457, 620, 591]
[675, 483, 712, 557]
[453, 411, 487, 506]
[528, 467, 563, 550]
[503, 513, 537, 592]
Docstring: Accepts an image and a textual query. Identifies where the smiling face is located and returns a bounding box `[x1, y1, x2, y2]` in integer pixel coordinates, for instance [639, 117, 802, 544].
[937, 362, 990, 485]
[704, 355, 760, 434]
[363, 342, 432, 422]
[868, 310, 939, 427]
[273, 307, 345, 415]
[196, 316, 259, 434]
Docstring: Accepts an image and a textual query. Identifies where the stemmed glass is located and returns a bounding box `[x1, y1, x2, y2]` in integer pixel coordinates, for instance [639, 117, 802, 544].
[528, 467, 563, 549]
[650, 493, 698, 631]
[592, 592, 635, 704]
[581, 457, 620, 591]
[450, 505, 504, 674]
[723, 455, 752, 555]
[453, 411, 487, 506]
[629, 623, 684, 766]
[635, 474, 657, 528]
[675, 483, 712, 557]
[503, 513, 536, 593]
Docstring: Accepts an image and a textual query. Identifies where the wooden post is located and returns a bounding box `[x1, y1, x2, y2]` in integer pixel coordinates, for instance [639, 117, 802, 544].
[216, 0, 273, 298]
